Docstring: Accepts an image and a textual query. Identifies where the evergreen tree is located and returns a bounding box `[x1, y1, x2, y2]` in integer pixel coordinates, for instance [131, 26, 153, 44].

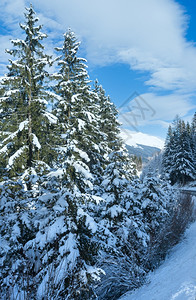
[92, 83, 142, 299]
[191, 112, 196, 171]
[162, 123, 177, 183]
[25, 186, 104, 299]
[94, 81, 122, 153]
[173, 120, 195, 184]
[26, 30, 106, 299]
[52, 30, 102, 192]
[141, 152, 162, 180]
[0, 5, 55, 187]
[0, 180, 36, 299]
[132, 155, 142, 172]
[162, 115, 195, 185]
[0, 5, 56, 298]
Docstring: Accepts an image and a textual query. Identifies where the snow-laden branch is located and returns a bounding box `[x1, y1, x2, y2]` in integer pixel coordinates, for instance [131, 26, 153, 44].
[7, 145, 28, 168]
[31, 133, 41, 149]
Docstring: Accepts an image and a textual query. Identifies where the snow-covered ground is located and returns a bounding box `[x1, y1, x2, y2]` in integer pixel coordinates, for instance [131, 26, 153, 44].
[120, 198, 196, 300]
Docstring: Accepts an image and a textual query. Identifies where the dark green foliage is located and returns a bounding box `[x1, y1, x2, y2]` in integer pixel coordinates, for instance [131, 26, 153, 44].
[162, 114, 196, 185]
[132, 155, 142, 171]
[0, 5, 55, 183]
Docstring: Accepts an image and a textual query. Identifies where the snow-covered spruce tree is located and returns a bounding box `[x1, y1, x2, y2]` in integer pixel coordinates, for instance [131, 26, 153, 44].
[92, 83, 145, 299]
[25, 185, 105, 299]
[137, 171, 174, 270]
[140, 171, 169, 235]
[173, 120, 195, 185]
[94, 81, 137, 185]
[24, 30, 106, 299]
[141, 151, 163, 180]
[96, 176, 148, 300]
[162, 124, 176, 183]
[52, 30, 104, 189]
[94, 81, 122, 154]
[94, 83, 137, 245]
[162, 116, 195, 185]
[0, 5, 57, 299]
[95, 80, 137, 229]
[0, 4, 56, 186]
[191, 112, 196, 172]
[0, 179, 36, 299]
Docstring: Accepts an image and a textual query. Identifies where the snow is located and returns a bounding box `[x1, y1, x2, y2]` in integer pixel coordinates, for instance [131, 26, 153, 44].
[141, 198, 151, 209]
[5, 89, 19, 96]
[0, 144, 9, 154]
[85, 111, 95, 122]
[85, 265, 105, 282]
[120, 215, 196, 300]
[45, 91, 62, 101]
[48, 168, 65, 178]
[73, 146, 90, 162]
[19, 120, 28, 131]
[36, 216, 67, 249]
[44, 111, 58, 124]
[78, 119, 85, 130]
[54, 232, 79, 284]
[34, 98, 48, 105]
[1, 131, 18, 144]
[120, 129, 164, 149]
[71, 94, 80, 102]
[7, 145, 28, 168]
[108, 205, 125, 218]
[77, 208, 97, 233]
[73, 161, 93, 179]
[31, 133, 41, 149]
[91, 195, 104, 205]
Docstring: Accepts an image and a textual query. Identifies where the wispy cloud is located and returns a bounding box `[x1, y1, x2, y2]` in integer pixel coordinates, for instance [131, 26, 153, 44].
[0, 0, 25, 29]
[0, 0, 196, 116]
[1, 0, 196, 92]
[118, 92, 196, 129]
[29, 0, 196, 94]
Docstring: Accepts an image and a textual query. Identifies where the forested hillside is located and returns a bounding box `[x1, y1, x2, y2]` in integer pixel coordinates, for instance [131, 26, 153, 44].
[142, 114, 196, 184]
[0, 5, 195, 300]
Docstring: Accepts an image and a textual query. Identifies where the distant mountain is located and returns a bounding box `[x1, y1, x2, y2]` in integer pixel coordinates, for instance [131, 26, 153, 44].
[120, 129, 164, 164]
[125, 144, 161, 164]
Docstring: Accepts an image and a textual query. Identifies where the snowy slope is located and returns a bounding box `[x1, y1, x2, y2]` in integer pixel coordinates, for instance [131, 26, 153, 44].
[120, 203, 196, 300]
[120, 129, 164, 149]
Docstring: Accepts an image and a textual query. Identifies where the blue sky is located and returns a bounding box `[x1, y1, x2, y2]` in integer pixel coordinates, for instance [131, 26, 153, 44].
[0, 0, 196, 140]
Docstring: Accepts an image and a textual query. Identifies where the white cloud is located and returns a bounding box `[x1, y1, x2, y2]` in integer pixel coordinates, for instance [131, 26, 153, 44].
[29, 0, 196, 93]
[118, 92, 196, 129]
[0, 0, 25, 28]
[1, 0, 196, 96]
[0, 35, 13, 75]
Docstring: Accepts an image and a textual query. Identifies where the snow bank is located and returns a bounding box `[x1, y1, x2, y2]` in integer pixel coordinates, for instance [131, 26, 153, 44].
[120, 219, 196, 300]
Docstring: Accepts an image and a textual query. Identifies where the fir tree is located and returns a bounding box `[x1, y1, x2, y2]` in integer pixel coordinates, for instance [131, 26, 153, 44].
[0, 5, 56, 298]
[162, 124, 177, 183]
[27, 30, 106, 299]
[173, 120, 195, 184]
[162, 115, 195, 185]
[0, 180, 36, 299]
[52, 30, 102, 192]
[191, 112, 196, 171]
[0, 4, 55, 187]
